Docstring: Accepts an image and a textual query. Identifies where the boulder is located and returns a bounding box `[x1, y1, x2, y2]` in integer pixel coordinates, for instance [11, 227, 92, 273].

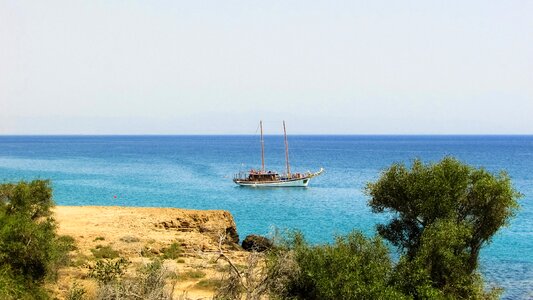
[242, 235, 273, 252]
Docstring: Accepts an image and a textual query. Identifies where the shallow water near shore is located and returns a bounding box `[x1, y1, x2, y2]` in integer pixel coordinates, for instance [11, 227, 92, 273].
[0, 135, 532, 298]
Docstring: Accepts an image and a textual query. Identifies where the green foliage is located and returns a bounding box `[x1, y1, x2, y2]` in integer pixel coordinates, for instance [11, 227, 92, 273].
[65, 282, 87, 300]
[71, 253, 90, 268]
[91, 258, 175, 300]
[0, 179, 54, 220]
[161, 241, 182, 260]
[275, 231, 408, 300]
[0, 266, 49, 300]
[91, 245, 120, 259]
[196, 278, 223, 290]
[48, 235, 77, 281]
[133, 259, 171, 298]
[0, 265, 27, 300]
[366, 157, 521, 298]
[181, 269, 206, 280]
[0, 180, 74, 299]
[87, 257, 130, 284]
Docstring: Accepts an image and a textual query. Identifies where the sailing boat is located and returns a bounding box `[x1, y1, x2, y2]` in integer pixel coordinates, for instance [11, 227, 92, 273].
[233, 121, 324, 187]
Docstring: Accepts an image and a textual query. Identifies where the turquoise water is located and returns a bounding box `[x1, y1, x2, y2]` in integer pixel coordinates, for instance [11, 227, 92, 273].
[0, 135, 531, 298]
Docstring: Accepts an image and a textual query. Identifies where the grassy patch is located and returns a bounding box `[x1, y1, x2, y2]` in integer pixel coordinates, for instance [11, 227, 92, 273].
[91, 245, 119, 259]
[195, 278, 223, 290]
[181, 270, 206, 280]
[65, 282, 87, 300]
[57, 235, 78, 251]
[161, 242, 182, 260]
[140, 245, 156, 258]
[120, 235, 140, 243]
[71, 254, 91, 267]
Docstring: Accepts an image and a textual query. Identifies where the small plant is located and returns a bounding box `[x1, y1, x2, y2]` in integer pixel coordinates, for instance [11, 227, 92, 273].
[176, 258, 186, 264]
[58, 235, 78, 251]
[87, 258, 130, 284]
[181, 270, 206, 280]
[91, 259, 176, 300]
[94, 236, 105, 241]
[161, 242, 182, 260]
[91, 245, 119, 259]
[216, 264, 229, 272]
[120, 235, 140, 243]
[196, 278, 223, 290]
[66, 282, 86, 300]
[140, 245, 156, 258]
[70, 253, 90, 267]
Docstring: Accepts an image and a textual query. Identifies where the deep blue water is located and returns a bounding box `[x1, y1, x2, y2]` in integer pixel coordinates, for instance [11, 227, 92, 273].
[0, 135, 531, 298]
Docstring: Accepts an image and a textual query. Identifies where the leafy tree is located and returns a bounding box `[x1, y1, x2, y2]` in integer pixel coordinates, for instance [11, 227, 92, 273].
[366, 157, 520, 298]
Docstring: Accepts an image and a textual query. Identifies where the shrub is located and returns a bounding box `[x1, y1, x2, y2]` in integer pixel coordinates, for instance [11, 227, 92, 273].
[66, 282, 87, 300]
[87, 258, 130, 284]
[0, 180, 73, 299]
[275, 231, 408, 300]
[161, 242, 182, 260]
[91, 245, 120, 259]
[196, 278, 223, 290]
[181, 270, 206, 280]
[92, 259, 176, 300]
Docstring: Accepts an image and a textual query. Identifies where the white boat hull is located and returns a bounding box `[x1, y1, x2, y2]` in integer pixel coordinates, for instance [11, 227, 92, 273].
[234, 168, 323, 187]
[235, 177, 311, 187]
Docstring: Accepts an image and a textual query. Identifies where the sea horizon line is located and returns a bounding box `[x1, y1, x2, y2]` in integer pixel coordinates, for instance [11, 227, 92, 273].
[1, 133, 532, 137]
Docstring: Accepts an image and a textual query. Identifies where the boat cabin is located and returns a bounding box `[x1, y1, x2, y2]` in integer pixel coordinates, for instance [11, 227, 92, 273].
[248, 172, 279, 182]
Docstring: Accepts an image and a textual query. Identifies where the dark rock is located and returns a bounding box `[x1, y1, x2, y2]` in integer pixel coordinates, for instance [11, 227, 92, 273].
[242, 235, 273, 252]
[226, 226, 239, 244]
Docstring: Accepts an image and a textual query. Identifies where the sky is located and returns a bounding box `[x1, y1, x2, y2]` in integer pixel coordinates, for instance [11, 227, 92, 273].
[1, 1, 532, 134]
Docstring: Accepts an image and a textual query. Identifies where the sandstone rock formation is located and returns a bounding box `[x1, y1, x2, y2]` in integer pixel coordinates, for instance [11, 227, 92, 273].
[156, 210, 239, 245]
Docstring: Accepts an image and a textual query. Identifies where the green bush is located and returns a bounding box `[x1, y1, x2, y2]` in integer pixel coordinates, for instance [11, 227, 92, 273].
[161, 241, 182, 260]
[196, 278, 223, 290]
[87, 258, 130, 284]
[65, 282, 87, 300]
[275, 231, 408, 300]
[91, 258, 175, 300]
[91, 245, 120, 259]
[0, 180, 74, 299]
[181, 269, 206, 280]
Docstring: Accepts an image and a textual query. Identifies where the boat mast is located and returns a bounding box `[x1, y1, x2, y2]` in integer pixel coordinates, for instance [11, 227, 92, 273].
[283, 120, 291, 177]
[260, 120, 265, 172]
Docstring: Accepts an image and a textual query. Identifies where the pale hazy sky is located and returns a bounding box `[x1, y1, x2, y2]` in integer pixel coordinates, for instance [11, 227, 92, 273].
[1, 1, 532, 134]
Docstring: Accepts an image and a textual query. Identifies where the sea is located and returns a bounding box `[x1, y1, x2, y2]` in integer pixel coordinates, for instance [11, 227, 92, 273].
[0, 135, 531, 299]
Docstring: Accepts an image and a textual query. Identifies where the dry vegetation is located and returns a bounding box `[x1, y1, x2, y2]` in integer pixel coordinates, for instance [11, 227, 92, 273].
[50, 206, 251, 300]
